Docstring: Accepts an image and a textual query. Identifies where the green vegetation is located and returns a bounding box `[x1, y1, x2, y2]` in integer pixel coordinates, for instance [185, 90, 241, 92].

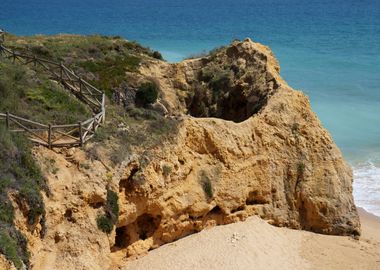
[152, 51, 163, 60]
[0, 231, 23, 269]
[297, 162, 305, 175]
[186, 62, 235, 119]
[106, 189, 120, 223]
[96, 215, 113, 234]
[200, 64, 234, 93]
[0, 61, 91, 124]
[78, 55, 141, 98]
[162, 164, 172, 177]
[5, 34, 163, 98]
[2, 34, 178, 167]
[0, 126, 46, 269]
[199, 171, 214, 200]
[97, 189, 119, 234]
[136, 82, 159, 107]
[186, 45, 226, 60]
[0, 34, 178, 263]
[201, 178, 214, 199]
[89, 104, 179, 166]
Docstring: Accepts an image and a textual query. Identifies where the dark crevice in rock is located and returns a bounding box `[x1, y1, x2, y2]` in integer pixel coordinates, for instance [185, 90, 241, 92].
[114, 226, 129, 248]
[119, 166, 139, 192]
[209, 205, 223, 215]
[184, 41, 280, 123]
[231, 205, 246, 214]
[246, 191, 268, 205]
[111, 213, 161, 252]
[136, 214, 161, 240]
[89, 202, 104, 209]
[64, 209, 76, 223]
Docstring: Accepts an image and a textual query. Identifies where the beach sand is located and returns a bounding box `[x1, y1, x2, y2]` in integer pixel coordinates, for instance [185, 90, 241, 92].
[125, 208, 380, 270]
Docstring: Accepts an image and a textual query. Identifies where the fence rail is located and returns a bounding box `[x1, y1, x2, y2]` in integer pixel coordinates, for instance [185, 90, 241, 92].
[0, 44, 106, 148]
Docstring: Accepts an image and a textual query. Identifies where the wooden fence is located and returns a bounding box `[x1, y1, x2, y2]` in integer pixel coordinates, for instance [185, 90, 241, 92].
[0, 44, 106, 148]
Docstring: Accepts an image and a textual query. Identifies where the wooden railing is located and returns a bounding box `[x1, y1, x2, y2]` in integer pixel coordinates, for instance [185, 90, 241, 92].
[0, 44, 106, 148]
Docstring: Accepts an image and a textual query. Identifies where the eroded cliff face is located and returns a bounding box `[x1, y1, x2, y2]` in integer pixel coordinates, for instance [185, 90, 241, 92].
[7, 39, 360, 270]
[120, 39, 360, 256]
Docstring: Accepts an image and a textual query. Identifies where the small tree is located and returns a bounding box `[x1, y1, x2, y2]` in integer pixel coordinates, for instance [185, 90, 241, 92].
[152, 51, 163, 60]
[136, 82, 159, 107]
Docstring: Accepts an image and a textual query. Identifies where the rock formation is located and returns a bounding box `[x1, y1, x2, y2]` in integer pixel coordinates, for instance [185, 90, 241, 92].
[4, 38, 360, 270]
[120, 38, 360, 255]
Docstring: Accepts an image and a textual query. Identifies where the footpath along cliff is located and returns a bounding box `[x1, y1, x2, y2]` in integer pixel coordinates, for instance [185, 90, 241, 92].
[0, 37, 360, 270]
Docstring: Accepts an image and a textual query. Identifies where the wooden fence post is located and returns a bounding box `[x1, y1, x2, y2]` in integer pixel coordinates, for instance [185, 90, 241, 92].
[79, 78, 82, 95]
[78, 122, 83, 147]
[48, 124, 52, 149]
[92, 114, 97, 133]
[60, 63, 63, 81]
[102, 94, 106, 123]
[0, 46, 107, 148]
[6, 112, 9, 129]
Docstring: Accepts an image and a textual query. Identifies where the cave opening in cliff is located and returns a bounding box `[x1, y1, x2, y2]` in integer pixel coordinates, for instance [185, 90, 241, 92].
[245, 190, 268, 205]
[186, 74, 277, 123]
[114, 226, 130, 249]
[209, 205, 223, 215]
[188, 87, 266, 123]
[136, 213, 161, 240]
[119, 166, 139, 193]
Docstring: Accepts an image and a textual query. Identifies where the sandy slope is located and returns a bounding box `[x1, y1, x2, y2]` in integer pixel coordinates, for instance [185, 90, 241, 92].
[124, 209, 380, 270]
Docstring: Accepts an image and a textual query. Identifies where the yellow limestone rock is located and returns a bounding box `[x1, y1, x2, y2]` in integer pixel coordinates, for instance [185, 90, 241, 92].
[12, 39, 360, 270]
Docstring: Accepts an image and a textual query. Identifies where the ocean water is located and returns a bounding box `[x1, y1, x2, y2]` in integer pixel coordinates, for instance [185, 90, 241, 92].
[1, 0, 380, 216]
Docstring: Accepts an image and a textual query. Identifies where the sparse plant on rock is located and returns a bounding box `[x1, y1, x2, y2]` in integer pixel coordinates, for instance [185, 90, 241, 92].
[162, 164, 172, 177]
[96, 215, 113, 234]
[96, 189, 119, 234]
[199, 171, 214, 199]
[0, 126, 46, 269]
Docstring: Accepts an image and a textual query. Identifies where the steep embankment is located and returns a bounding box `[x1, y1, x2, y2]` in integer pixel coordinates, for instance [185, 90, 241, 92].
[1, 36, 361, 270]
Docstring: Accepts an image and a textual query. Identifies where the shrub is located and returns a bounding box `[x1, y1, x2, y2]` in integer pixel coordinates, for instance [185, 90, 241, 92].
[209, 69, 233, 92]
[291, 123, 300, 134]
[136, 82, 159, 107]
[96, 215, 113, 234]
[19, 185, 45, 225]
[201, 178, 213, 199]
[152, 51, 163, 60]
[106, 190, 119, 224]
[0, 201, 14, 225]
[162, 164, 172, 176]
[96, 189, 119, 234]
[0, 231, 23, 269]
[0, 127, 45, 268]
[199, 171, 214, 199]
[297, 162, 306, 178]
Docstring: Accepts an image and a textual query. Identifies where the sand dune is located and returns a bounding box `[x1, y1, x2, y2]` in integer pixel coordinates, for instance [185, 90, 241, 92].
[125, 209, 380, 270]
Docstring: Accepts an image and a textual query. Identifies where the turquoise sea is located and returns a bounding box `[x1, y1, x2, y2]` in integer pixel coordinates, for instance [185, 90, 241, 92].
[1, 0, 380, 216]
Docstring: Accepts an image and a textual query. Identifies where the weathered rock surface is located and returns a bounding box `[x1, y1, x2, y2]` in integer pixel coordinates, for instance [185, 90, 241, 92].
[118, 38, 360, 256]
[0, 254, 17, 270]
[9, 38, 360, 269]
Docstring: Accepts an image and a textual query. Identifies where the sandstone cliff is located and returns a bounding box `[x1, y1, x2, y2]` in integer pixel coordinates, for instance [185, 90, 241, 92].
[3, 38, 360, 270]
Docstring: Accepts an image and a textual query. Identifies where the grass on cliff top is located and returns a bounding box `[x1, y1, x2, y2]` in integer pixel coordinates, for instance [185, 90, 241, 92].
[4, 33, 163, 98]
[0, 126, 47, 269]
[0, 60, 92, 124]
[87, 104, 180, 166]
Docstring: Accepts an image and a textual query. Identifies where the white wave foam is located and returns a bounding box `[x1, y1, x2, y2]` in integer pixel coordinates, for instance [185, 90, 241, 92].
[353, 161, 380, 217]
